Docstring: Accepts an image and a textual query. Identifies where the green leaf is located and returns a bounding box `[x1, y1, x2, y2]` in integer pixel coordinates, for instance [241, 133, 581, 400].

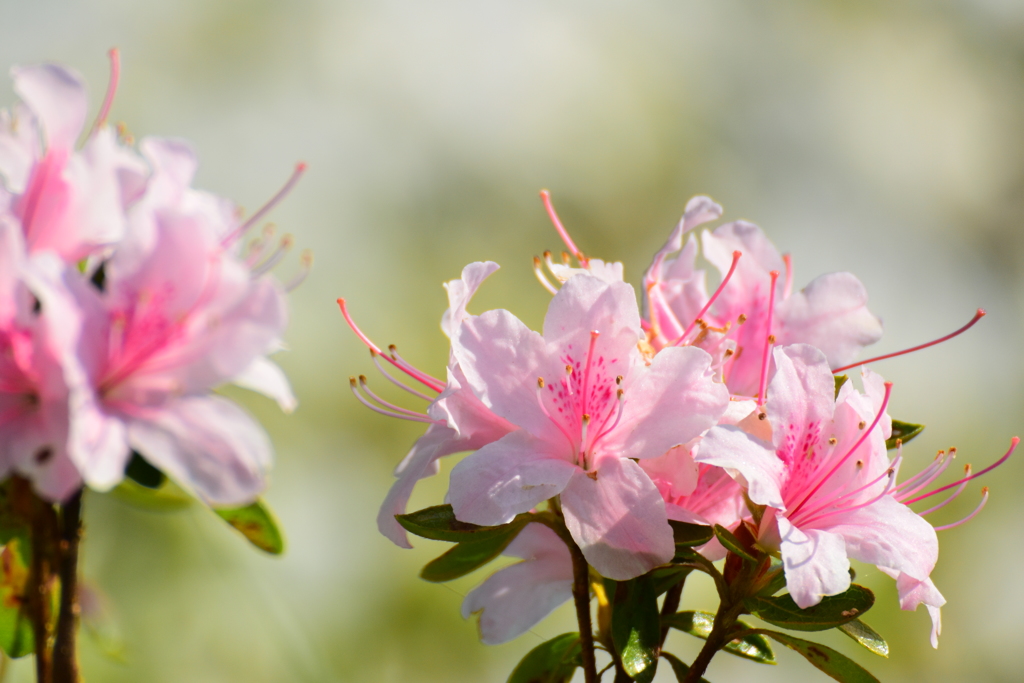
[421, 528, 520, 582]
[745, 584, 874, 632]
[668, 520, 714, 547]
[214, 499, 285, 555]
[755, 562, 787, 597]
[759, 630, 880, 683]
[611, 574, 661, 683]
[713, 524, 757, 563]
[108, 476, 193, 511]
[651, 566, 691, 597]
[834, 375, 848, 399]
[662, 611, 775, 664]
[0, 538, 34, 658]
[886, 421, 924, 450]
[396, 504, 532, 543]
[838, 619, 888, 658]
[507, 632, 581, 683]
[124, 451, 165, 488]
[659, 652, 711, 683]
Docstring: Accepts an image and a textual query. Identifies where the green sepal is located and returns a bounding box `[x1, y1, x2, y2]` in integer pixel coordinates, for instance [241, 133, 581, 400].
[744, 584, 874, 632]
[0, 537, 34, 658]
[668, 520, 714, 548]
[396, 504, 532, 544]
[659, 652, 711, 683]
[507, 632, 581, 683]
[838, 619, 888, 658]
[214, 499, 285, 555]
[886, 421, 925, 450]
[661, 611, 775, 664]
[611, 574, 660, 683]
[758, 630, 881, 682]
[713, 524, 757, 563]
[834, 375, 848, 399]
[650, 566, 691, 597]
[420, 527, 521, 583]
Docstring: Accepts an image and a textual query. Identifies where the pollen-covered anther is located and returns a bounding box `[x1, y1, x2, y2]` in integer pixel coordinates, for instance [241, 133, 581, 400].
[828, 437, 838, 445]
[615, 375, 623, 385]
[737, 314, 748, 324]
[537, 377, 545, 389]
[758, 412, 767, 421]
[858, 421, 866, 430]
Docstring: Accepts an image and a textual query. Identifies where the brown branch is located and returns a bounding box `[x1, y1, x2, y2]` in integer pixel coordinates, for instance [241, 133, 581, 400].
[52, 490, 83, 683]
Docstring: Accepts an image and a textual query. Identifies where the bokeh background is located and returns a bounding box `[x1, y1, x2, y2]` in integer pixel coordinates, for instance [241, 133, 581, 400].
[2, 0, 1023, 681]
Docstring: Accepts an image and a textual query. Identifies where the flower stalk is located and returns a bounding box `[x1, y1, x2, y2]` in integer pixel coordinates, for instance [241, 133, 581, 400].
[52, 490, 83, 683]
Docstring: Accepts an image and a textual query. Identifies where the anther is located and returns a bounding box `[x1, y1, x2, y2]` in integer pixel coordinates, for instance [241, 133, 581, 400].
[738, 314, 748, 324]
[858, 421, 866, 430]
[615, 375, 623, 385]
[828, 437, 838, 445]
[537, 377, 545, 389]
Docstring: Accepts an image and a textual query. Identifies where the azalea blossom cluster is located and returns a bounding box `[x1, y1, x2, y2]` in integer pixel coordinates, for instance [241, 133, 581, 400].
[0, 54, 302, 506]
[345, 191, 1013, 681]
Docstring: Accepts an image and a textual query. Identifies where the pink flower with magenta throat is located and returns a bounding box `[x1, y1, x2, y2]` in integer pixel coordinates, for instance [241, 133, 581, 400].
[447, 273, 729, 580]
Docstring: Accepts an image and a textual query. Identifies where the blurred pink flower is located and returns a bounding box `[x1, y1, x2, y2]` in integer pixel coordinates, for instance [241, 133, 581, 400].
[447, 273, 729, 579]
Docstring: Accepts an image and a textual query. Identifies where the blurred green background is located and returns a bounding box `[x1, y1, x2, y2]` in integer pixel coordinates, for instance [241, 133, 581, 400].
[2, 0, 1023, 681]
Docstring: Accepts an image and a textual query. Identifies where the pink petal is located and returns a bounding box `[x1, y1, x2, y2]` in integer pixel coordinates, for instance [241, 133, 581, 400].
[441, 261, 500, 338]
[640, 444, 700, 500]
[604, 345, 728, 461]
[232, 357, 297, 413]
[777, 516, 851, 608]
[126, 395, 272, 506]
[765, 345, 836, 456]
[560, 457, 674, 580]
[775, 272, 883, 369]
[462, 523, 574, 645]
[11, 64, 88, 151]
[542, 275, 641, 357]
[696, 425, 785, 509]
[449, 430, 577, 526]
[454, 309, 562, 442]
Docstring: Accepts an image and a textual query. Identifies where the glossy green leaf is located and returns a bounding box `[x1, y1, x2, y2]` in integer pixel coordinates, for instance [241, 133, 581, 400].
[745, 584, 874, 631]
[713, 524, 757, 563]
[397, 504, 532, 543]
[886, 421, 924, 450]
[838, 619, 888, 658]
[214, 499, 285, 555]
[507, 632, 581, 683]
[662, 611, 775, 664]
[759, 630, 880, 682]
[651, 566, 691, 597]
[668, 520, 714, 547]
[834, 374, 848, 399]
[660, 652, 711, 683]
[611, 574, 661, 683]
[0, 538, 34, 658]
[421, 528, 520, 582]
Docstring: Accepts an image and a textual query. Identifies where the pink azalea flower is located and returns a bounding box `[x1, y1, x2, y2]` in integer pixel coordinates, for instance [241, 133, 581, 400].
[340, 261, 515, 548]
[697, 344, 1017, 646]
[447, 273, 730, 580]
[65, 138, 295, 506]
[0, 222, 86, 500]
[0, 54, 147, 262]
[643, 198, 883, 396]
[462, 522, 574, 644]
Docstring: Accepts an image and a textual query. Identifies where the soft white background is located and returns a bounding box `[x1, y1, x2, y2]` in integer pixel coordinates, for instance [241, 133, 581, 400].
[1, 1, 1022, 681]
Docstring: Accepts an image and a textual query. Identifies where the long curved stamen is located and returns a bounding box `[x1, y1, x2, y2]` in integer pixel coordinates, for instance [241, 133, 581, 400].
[284, 250, 314, 292]
[933, 488, 989, 531]
[357, 376, 431, 418]
[796, 470, 898, 528]
[223, 163, 307, 246]
[756, 271, 781, 410]
[675, 250, 742, 346]
[539, 189, 587, 266]
[533, 256, 559, 294]
[246, 225, 277, 267]
[90, 47, 121, 134]
[536, 378, 578, 455]
[833, 309, 986, 374]
[903, 437, 1018, 504]
[581, 331, 599, 416]
[389, 345, 446, 392]
[591, 388, 626, 447]
[917, 465, 972, 516]
[252, 235, 293, 276]
[789, 382, 893, 516]
[579, 414, 591, 465]
[371, 350, 434, 401]
[781, 253, 793, 298]
[349, 378, 439, 424]
[337, 299, 446, 393]
[894, 450, 954, 498]
[795, 459, 900, 524]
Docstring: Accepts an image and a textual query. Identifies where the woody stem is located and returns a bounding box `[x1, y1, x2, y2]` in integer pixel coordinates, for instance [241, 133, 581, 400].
[52, 490, 83, 683]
